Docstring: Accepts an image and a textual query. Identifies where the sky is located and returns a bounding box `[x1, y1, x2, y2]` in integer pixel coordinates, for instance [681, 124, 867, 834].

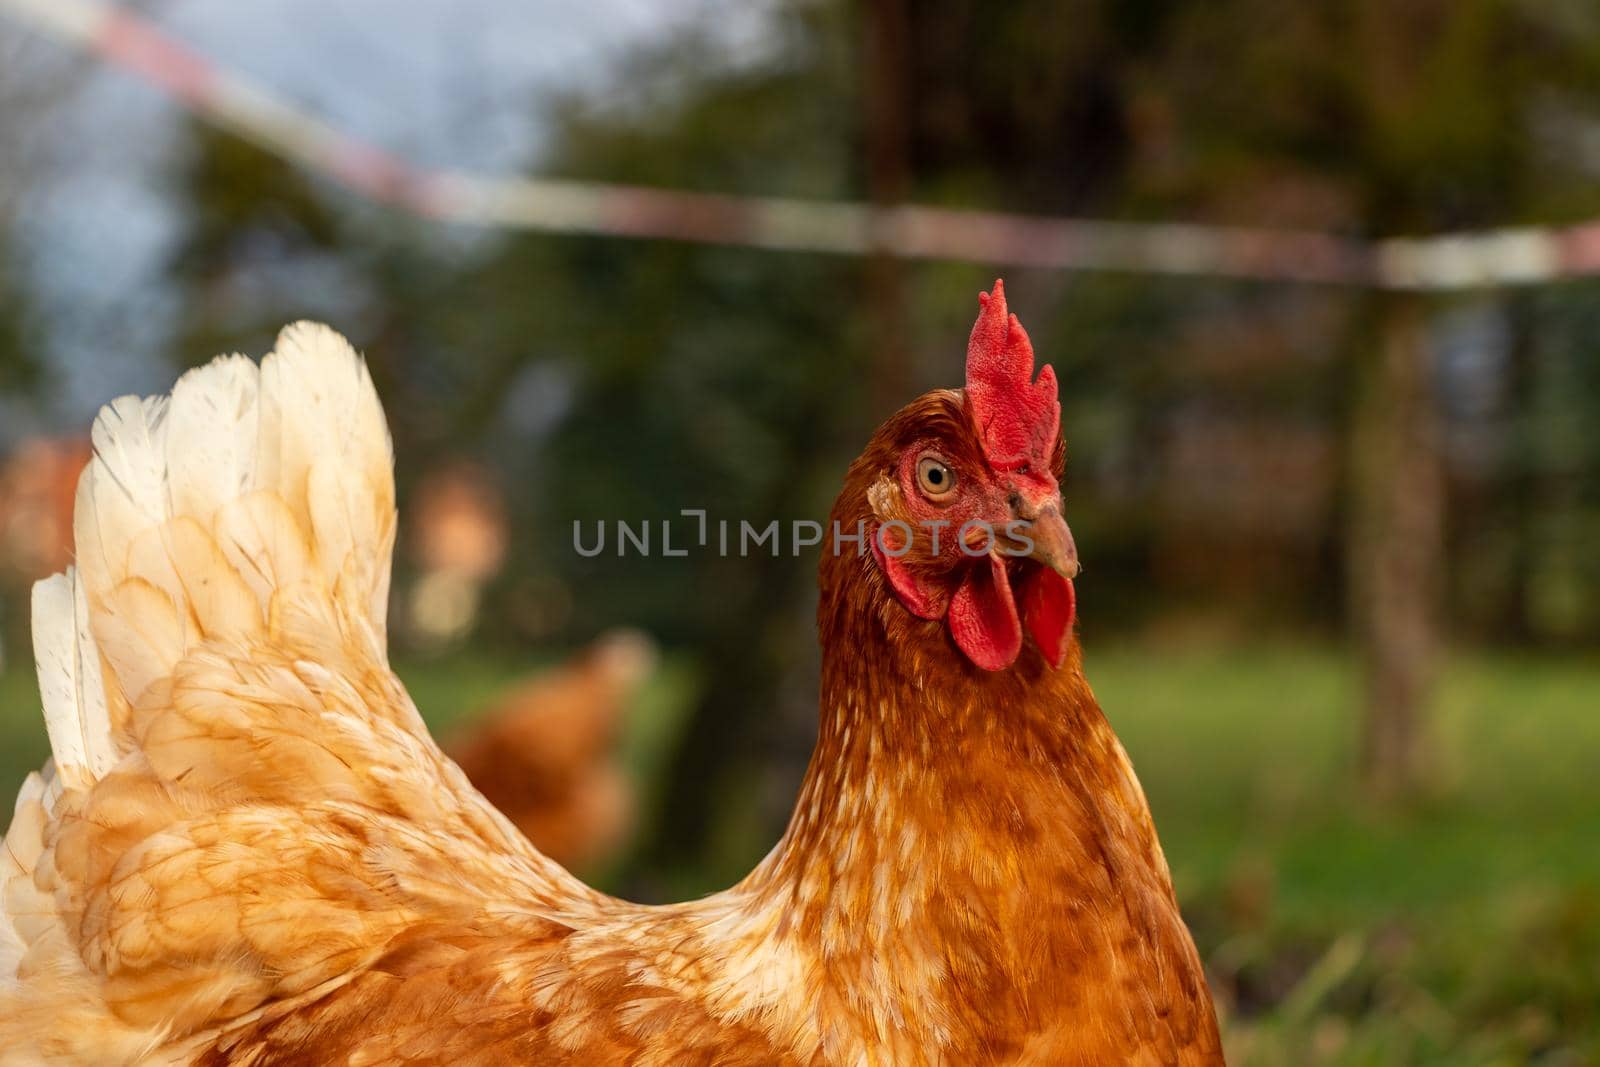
[0, 0, 762, 433]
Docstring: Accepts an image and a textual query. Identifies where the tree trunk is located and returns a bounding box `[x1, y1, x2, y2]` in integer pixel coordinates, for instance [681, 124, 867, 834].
[1348, 292, 1443, 798]
[863, 0, 911, 418]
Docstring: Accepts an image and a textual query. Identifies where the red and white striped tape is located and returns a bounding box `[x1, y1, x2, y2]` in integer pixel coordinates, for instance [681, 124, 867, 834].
[4, 0, 1596, 290]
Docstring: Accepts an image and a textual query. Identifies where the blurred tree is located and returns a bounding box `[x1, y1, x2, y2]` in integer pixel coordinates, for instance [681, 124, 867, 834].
[1348, 293, 1441, 797]
[0, 253, 40, 400]
[0, 2, 165, 424]
[165, 126, 343, 360]
[1126, 0, 1600, 796]
[0, 25, 79, 416]
[862, 0, 911, 412]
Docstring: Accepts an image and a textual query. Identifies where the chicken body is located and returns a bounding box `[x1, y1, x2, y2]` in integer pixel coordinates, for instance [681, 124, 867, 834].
[0, 310, 1221, 1063]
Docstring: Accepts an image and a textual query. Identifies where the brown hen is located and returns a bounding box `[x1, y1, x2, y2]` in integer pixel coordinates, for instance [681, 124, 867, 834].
[0, 287, 1222, 1064]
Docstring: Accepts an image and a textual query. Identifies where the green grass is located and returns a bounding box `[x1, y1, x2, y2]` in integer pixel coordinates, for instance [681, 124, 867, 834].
[1088, 643, 1600, 1066]
[0, 641, 1595, 1063]
[0, 662, 49, 797]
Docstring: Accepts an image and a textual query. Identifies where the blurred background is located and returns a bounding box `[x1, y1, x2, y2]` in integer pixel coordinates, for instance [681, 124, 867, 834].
[1, 1, 1598, 1063]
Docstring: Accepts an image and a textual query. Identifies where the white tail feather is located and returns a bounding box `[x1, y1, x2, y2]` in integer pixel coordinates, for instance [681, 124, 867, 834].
[257, 323, 395, 630]
[163, 354, 260, 520]
[31, 572, 114, 783]
[75, 396, 170, 610]
[0, 768, 53, 988]
[3, 320, 396, 978]
[63, 322, 394, 719]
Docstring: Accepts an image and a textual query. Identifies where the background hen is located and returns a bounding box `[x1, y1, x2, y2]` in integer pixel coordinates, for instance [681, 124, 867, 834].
[446, 629, 654, 872]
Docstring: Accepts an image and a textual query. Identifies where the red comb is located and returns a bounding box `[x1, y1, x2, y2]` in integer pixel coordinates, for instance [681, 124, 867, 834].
[965, 280, 1059, 472]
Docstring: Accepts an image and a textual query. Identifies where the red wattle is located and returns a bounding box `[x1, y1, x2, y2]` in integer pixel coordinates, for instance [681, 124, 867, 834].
[1020, 567, 1075, 669]
[948, 553, 1022, 671]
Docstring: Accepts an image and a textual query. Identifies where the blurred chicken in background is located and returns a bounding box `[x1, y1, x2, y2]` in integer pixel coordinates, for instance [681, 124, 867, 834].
[0, 436, 87, 577]
[0, 437, 89, 671]
[405, 460, 509, 647]
[447, 628, 656, 871]
[404, 460, 654, 871]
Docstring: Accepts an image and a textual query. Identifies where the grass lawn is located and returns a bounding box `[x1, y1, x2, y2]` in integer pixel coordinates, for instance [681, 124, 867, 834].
[1091, 643, 1600, 1066]
[0, 641, 1595, 1064]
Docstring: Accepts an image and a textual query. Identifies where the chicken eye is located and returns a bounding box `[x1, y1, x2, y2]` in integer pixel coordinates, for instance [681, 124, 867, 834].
[915, 456, 957, 500]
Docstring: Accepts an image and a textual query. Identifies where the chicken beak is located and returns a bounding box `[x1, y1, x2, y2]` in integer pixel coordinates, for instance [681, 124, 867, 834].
[1011, 497, 1080, 580]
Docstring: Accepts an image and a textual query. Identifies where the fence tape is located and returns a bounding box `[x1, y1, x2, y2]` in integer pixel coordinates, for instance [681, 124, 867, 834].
[3, 0, 1593, 290]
